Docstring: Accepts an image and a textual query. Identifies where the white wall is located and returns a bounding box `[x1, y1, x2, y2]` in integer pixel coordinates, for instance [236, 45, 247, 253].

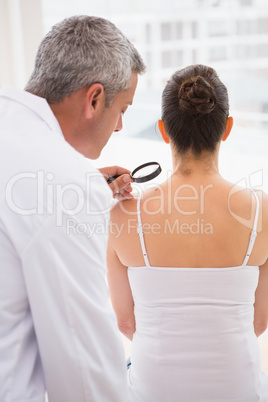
[0, 0, 43, 88]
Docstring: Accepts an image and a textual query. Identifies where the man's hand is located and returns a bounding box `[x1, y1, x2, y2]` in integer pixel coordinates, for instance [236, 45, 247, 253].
[99, 166, 133, 201]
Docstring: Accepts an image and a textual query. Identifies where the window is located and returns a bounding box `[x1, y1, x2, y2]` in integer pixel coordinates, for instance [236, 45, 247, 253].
[145, 52, 152, 70]
[235, 44, 249, 59]
[235, 44, 263, 60]
[208, 46, 227, 61]
[258, 19, 268, 35]
[192, 48, 197, 64]
[192, 21, 198, 38]
[237, 19, 260, 35]
[208, 20, 228, 37]
[258, 44, 268, 58]
[145, 23, 151, 44]
[240, 0, 252, 6]
[176, 22, 183, 40]
[162, 50, 172, 68]
[237, 20, 250, 35]
[175, 50, 183, 66]
[162, 49, 184, 69]
[161, 22, 172, 41]
[249, 20, 258, 34]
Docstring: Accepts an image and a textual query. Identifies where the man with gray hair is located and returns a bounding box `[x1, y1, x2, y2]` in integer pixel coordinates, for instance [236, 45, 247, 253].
[0, 15, 145, 402]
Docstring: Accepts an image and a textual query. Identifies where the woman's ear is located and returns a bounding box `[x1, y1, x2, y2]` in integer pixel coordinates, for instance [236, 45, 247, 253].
[158, 120, 170, 144]
[222, 116, 233, 142]
[85, 84, 105, 119]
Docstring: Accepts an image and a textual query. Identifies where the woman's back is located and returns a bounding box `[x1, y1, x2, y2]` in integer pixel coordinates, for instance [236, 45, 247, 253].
[112, 176, 267, 269]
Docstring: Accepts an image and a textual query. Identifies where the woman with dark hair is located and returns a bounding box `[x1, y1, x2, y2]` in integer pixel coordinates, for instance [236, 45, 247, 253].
[107, 65, 268, 401]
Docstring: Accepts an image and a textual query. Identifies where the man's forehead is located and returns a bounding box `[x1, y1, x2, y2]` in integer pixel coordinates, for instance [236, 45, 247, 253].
[123, 73, 138, 99]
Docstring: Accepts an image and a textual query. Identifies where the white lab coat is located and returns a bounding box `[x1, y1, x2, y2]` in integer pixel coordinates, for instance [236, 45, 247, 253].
[0, 87, 127, 402]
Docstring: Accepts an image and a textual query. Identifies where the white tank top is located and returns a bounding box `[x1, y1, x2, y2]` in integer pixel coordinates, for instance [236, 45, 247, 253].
[127, 189, 268, 402]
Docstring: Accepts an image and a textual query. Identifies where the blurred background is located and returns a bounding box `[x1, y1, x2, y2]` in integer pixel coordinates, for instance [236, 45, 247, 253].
[1, 0, 267, 187]
[1, 0, 268, 367]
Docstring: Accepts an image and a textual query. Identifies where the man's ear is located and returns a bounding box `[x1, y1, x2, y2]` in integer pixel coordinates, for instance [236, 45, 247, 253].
[158, 120, 170, 144]
[84, 84, 105, 119]
[222, 116, 233, 142]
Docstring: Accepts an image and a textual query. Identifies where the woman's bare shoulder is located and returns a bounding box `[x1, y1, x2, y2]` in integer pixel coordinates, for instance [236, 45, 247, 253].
[110, 197, 138, 222]
[110, 185, 160, 221]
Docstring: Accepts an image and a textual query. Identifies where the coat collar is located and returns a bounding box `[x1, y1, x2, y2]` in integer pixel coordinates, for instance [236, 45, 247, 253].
[0, 86, 63, 137]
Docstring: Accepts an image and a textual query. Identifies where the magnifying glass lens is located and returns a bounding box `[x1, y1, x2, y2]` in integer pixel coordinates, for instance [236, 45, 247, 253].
[131, 162, 161, 183]
[131, 164, 159, 180]
[107, 161, 161, 184]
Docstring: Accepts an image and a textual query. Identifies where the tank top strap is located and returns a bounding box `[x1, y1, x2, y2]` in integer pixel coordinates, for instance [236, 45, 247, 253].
[137, 197, 150, 267]
[242, 189, 260, 266]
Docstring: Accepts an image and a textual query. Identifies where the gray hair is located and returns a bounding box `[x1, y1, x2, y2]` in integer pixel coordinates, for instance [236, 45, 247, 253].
[25, 15, 146, 105]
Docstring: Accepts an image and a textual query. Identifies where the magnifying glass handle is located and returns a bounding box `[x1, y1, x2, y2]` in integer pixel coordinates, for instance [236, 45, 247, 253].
[107, 175, 120, 184]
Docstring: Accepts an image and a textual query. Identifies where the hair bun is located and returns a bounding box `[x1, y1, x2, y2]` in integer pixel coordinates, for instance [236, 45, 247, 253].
[178, 76, 216, 114]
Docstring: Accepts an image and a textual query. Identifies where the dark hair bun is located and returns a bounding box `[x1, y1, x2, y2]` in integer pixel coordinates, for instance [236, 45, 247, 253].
[178, 76, 216, 114]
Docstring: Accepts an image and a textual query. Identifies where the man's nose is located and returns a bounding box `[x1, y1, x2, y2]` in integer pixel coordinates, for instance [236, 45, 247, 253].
[114, 114, 123, 132]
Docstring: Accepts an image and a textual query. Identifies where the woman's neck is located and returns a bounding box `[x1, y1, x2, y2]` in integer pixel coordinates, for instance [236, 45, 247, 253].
[172, 147, 220, 178]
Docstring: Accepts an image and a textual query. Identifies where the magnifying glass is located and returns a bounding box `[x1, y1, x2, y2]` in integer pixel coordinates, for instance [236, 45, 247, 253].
[107, 161, 162, 184]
